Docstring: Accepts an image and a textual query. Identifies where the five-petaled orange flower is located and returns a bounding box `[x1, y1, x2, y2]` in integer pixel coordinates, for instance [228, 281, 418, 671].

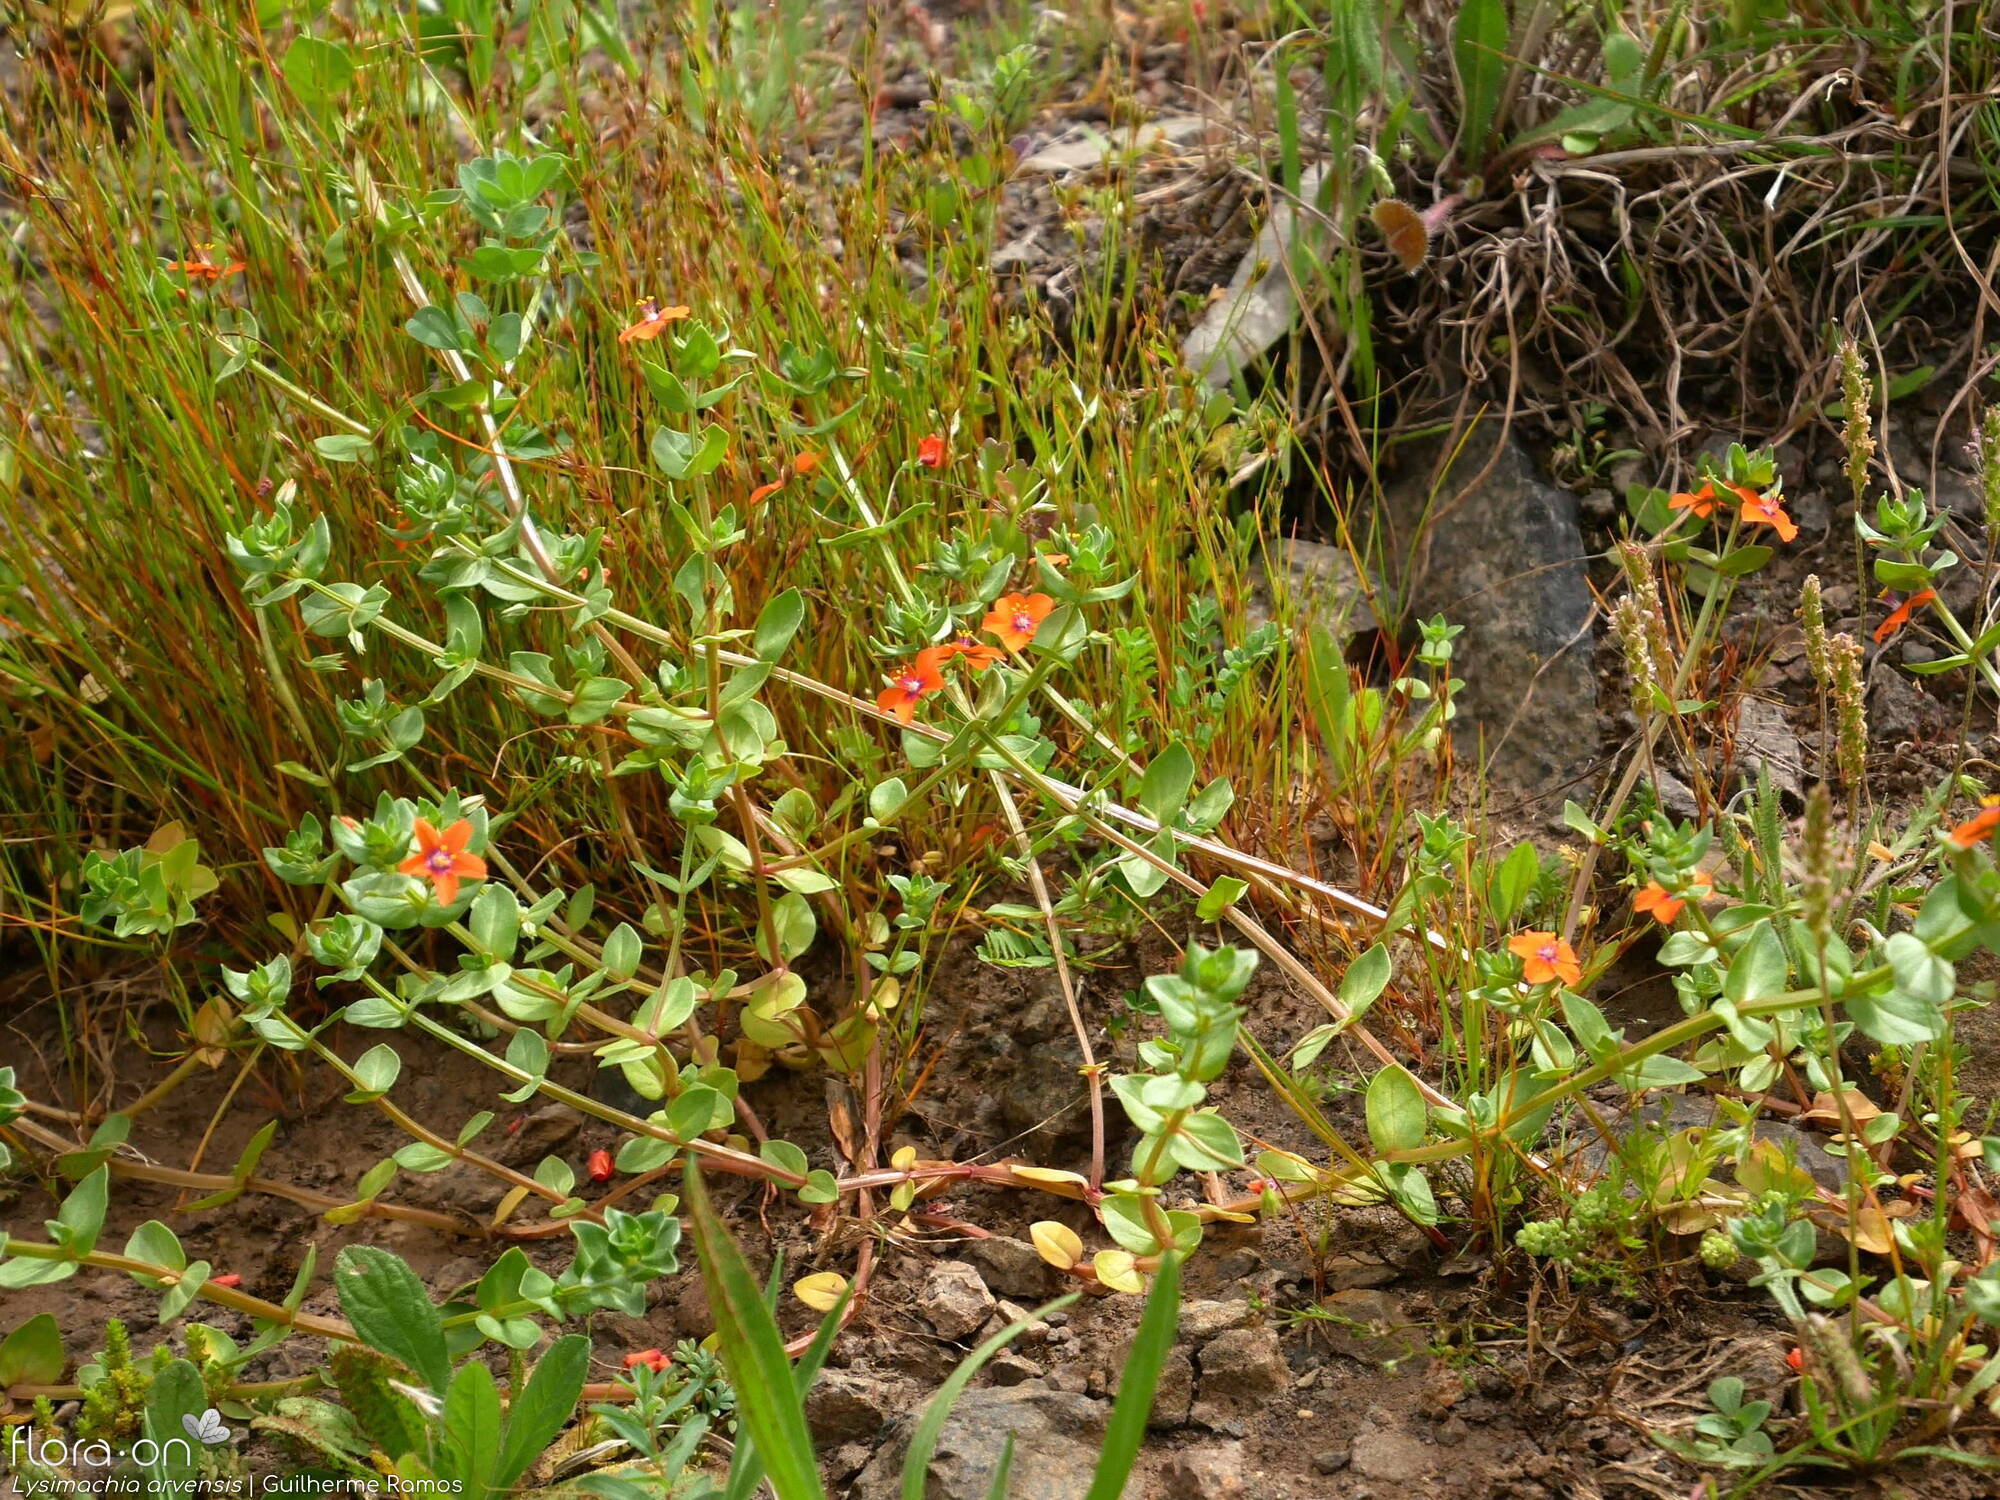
[981, 592, 1055, 652]
[1633, 873, 1712, 925]
[1508, 930, 1581, 988]
[618, 299, 691, 343]
[917, 434, 948, 468]
[398, 817, 487, 905]
[1738, 490, 1799, 543]
[1668, 481, 1720, 519]
[1873, 588, 1936, 644]
[940, 636, 1004, 672]
[877, 646, 947, 724]
[165, 246, 245, 282]
[749, 451, 822, 506]
[1948, 796, 2000, 849]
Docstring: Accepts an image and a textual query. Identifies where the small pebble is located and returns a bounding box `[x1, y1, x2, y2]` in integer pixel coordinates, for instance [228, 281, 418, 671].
[1312, 1448, 1352, 1474]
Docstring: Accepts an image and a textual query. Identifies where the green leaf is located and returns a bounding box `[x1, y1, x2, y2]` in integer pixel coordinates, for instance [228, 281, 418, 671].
[494, 1334, 588, 1491]
[1338, 943, 1392, 1016]
[1081, 1252, 1181, 1500]
[437, 1359, 501, 1500]
[1195, 876, 1248, 921]
[56, 1166, 109, 1256]
[282, 36, 355, 107]
[0, 1314, 65, 1386]
[1487, 842, 1539, 923]
[754, 590, 806, 662]
[332, 1246, 450, 1395]
[1364, 1065, 1426, 1154]
[684, 1165, 828, 1500]
[405, 306, 466, 353]
[1723, 920, 1788, 1007]
[312, 434, 373, 463]
[1451, 0, 1508, 168]
[1138, 742, 1195, 824]
[902, 1294, 1082, 1500]
[1847, 935, 1951, 1045]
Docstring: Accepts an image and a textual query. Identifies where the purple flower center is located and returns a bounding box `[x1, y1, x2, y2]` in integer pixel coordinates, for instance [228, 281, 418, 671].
[428, 849, 454, 874]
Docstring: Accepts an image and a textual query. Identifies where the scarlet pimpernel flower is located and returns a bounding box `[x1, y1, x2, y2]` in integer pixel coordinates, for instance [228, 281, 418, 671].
[917, 434, 947, 468]
[981, 592, 1054, 652]
[618, 299, 690, 343]
[1633, 874, 1711, 925]
[876, 647, 947, 724]
[165, 246, 245, 282]
[1507, 931, 1581, 988]
[1738, 488, 1800, 542]
[1872, 589, 1935, 644]
[1949, 797, 2000, 849]
[398, 818, 487, 905]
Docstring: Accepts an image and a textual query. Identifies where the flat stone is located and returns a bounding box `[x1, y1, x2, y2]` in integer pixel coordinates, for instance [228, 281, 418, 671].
[805, 1368, 907, 1446]
[852, 1386, 1106, 1500]
[1195, 1325, 1288, 1401]
[1246, 538, 1379, 639]
[1017, 114, 1210, 174]
[1384, 416, 1600, 800]
[921, 1261, 996, 1342]
[961, 1235, 1057, 1300]
[1318, 1289, 1423, 1365]
[1182, 165, 1329, 388]
[1350, 1421, 1436, 1481]
[1160, 1443, 1249, 1498]
[1180, 1299, 1258, 1345]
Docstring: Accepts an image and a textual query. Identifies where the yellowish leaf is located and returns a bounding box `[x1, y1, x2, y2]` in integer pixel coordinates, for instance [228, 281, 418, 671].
[1093, 1250, 1145, 1295]
[793, 1271, 849, 1313]
[1029, 1221, 1083, 1269]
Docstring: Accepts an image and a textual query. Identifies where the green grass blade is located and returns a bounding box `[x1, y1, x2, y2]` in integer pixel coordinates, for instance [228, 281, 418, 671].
[684, 1164, 828, 1500]
[984, 1434, 1016, 1500]
[1452, 0, 1509, 171]
[902, 1294, 1081, 1500]
[1080, 1253, 1182, 1500]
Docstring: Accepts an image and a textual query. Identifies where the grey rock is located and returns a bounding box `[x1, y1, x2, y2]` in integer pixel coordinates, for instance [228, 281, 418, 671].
[853, 1386, 1106, 1500]
[1734, 697, 1804, 802]
[1194, 1325, 1288, 1401]
[961, 1235, 1057, 1300]
[1350, 1420, 1436, 1481]
[1384, 417, 1601, 798]
[1016, 114, 1209, 175]
[1576, 1095, 1847, 1193]
[1183, 166, 1329, 388]
[1179, 1299, 1258, 1346]
[1111, 1340, 1192, 1428]
[805, 1368, 907, 1446]
[1318, 1288, 1423, 1365]
[1161, 1443, 1249, 1498]
[1313, 1447, 1353, 1474]
[1322, 1255, 1400, 1292]
[921, 1261, 996, 1342]
[1246, 538, 1379, 638]
[989, 1353, 1043, 1387]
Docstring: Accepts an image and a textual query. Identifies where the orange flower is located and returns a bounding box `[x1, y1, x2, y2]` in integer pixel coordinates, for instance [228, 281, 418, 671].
[1738, 489, 1799, 542]
[622, 1348, 670, 1372]
[939, 636, 1004, 672]
[876, 647, 947, 724]
[1633, 873, 1711, 925]
[748, 451, 822, 506]
[1948, 797, 2000, 849]
[397, 817, 487, 905]
[618, 299, 690, 343]
[1872, 588, 1936, 644]
[210, 1273, 243, 1289]
[587, 1148, 615, 1183]
[917, 434, 947, 468]
[165, 246, 245, 282]
[1786, 1347, 1804, 1373]
[1668, 482, 1719, 519]
[1507, 930, 1581, 988]
[981, 592, 1055, 651]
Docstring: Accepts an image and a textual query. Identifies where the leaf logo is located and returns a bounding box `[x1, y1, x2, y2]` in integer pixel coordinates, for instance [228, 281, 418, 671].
[182, 1409, 232, 1446]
